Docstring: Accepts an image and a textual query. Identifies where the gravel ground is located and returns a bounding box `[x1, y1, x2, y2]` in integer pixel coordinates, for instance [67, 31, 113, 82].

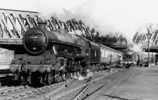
[0, 69, 116, 100]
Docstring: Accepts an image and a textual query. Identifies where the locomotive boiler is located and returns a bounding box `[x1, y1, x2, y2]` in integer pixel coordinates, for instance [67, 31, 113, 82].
[8, 23, 91, 85]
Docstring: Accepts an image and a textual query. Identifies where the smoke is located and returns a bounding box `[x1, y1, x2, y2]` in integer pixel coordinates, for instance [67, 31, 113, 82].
[130, 44, 142, 52]
[37, 0, 117, 35]
[3, 0, 158, 44]
[0, 0, 129, 39]
[1, 0, 158, 44]
[37, 0, 87, 19]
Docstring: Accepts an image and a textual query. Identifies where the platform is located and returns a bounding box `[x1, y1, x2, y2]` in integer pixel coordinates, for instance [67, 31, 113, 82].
[86, 66, 158, 100]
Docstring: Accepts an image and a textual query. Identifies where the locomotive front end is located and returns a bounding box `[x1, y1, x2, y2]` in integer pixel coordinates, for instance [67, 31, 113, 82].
[23, 28, 48, 55]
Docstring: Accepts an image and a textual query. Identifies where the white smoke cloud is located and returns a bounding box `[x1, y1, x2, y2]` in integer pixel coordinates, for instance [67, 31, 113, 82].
[37, 0, 117, 35]
[130, 44, 142, 52]
[1, 0, 158, 43]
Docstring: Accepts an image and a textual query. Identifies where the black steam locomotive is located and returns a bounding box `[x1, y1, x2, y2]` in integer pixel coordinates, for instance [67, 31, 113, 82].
[0, 23, 123, 85]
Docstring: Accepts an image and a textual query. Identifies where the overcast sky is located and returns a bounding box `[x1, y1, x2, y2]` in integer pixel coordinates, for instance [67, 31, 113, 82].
[0, 0, 158, 42]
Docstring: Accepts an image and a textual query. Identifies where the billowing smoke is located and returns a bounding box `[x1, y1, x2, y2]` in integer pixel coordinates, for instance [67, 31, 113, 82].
[1, 0, 158, 44]
[37, 0, 117, 35]
[0, 0, 129, 39]
[2, 0, 156, 50]
[130, 44, 142, 52]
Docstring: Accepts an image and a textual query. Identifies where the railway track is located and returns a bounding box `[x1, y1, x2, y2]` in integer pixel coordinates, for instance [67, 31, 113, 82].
[0, 79, 74, 100]
[0, 68, 123, 100]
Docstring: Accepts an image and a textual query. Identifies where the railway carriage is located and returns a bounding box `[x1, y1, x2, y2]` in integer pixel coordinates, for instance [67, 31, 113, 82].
[83, 40, 123, 71]
[99, 44, 123, 68]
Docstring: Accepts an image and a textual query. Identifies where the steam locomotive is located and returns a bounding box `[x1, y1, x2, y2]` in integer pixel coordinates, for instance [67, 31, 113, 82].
[0, 23, 123, 85]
